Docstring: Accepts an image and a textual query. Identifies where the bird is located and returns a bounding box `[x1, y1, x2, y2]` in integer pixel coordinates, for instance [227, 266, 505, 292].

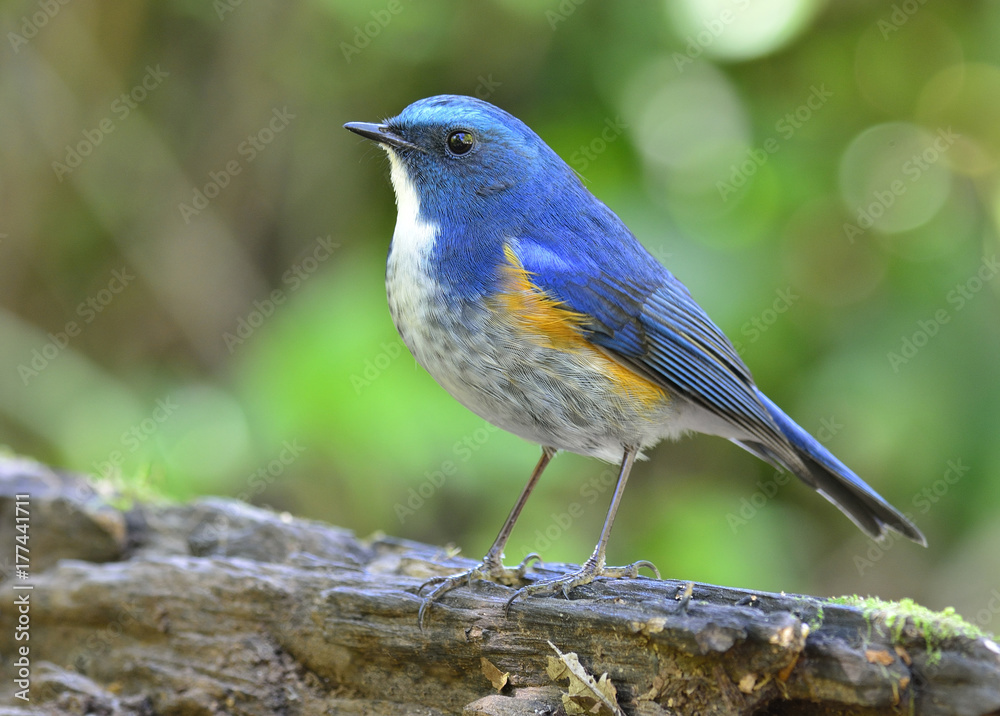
[344, 95, 926, 625]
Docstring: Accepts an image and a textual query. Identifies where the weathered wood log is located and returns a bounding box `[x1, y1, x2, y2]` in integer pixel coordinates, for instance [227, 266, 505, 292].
[1, 456, 998, 715]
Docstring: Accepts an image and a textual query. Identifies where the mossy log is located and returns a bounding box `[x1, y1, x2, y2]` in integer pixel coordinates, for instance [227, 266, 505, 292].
[1, 456, 998, 715]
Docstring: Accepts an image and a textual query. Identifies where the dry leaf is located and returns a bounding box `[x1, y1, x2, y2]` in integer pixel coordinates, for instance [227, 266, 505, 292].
[865, 649, 895, 666]
[546, 641, 624, 716]
[738, 674, 756, 693]
[480, 657, 508, 691]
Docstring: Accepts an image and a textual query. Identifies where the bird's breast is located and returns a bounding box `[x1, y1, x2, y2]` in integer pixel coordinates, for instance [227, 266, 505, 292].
[385, 232, 674, 460]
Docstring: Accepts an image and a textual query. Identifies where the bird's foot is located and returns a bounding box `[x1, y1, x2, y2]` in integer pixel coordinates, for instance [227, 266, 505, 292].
[417, 552, 541, 627]
[503, 556, 659, 616]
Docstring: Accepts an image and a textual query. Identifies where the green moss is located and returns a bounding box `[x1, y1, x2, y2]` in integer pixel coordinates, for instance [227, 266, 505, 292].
[829, 595, 991, 665]
[101, 463, 171, 512]
[793, 597, 826, 633]
[808, 603, 825, 633]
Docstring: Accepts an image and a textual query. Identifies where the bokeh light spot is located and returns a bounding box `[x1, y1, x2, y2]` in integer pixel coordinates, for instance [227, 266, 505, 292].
[622, 59, 749, 195]
[854, 10, 962, 116]
[161, 384, 251, 493]
[666, 0, 821, 62]
[917, 63, 1000, 176]
[839, 122, 953, 235]
[783, 200, 887, 306]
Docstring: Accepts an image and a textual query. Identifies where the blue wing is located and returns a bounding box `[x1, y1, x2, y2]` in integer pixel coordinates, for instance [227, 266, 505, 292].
[510, 236, 924, 544]
[512, 238, 801, 468]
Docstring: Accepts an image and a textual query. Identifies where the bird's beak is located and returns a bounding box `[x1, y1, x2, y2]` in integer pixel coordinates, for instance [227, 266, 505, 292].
[343, 121, 419, 151]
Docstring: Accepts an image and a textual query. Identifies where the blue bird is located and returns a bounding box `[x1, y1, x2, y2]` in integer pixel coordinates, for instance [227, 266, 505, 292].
[344, 95, 925, 624]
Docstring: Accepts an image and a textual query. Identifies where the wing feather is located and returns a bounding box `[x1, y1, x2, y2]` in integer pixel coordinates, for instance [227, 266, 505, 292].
[512, 239, 801, 468]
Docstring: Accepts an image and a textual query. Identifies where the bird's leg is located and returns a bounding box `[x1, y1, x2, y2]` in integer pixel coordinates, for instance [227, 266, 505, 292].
[417, 446, 555, 627]
[503, 445, 659, 615]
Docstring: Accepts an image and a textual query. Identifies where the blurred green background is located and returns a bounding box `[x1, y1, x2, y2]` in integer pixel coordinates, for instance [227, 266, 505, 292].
[2, 0, 998, 627]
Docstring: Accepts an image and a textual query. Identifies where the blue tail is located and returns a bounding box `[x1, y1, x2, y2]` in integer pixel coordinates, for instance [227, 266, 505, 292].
[738, 390, 926, 545]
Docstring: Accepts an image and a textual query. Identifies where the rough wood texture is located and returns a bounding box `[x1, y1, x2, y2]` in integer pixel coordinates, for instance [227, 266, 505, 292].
[1, 456, 998, 715]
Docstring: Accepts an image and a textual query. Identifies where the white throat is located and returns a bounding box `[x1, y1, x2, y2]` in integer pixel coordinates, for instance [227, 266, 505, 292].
[383, 147, 441, 352]
[385, 149, 438, 263]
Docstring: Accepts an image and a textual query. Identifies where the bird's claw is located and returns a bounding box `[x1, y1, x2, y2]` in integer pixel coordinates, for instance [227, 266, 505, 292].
[503, 558, 659, 616]
[417, 553, 542, 628]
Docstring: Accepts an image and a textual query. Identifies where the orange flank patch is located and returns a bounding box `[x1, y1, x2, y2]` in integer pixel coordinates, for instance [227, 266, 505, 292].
[493, 244, 667, 410]
[495, 244, 589, 346]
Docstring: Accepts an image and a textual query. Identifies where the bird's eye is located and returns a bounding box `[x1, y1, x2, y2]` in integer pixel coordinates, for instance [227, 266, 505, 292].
[446, 130, 475, 156]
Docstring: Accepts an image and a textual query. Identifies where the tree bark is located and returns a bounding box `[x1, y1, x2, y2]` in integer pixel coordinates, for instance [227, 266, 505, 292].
[1, 456, 998, 715]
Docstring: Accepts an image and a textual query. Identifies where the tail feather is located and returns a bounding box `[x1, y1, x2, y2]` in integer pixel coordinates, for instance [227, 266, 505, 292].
[738, 391, 926, 546]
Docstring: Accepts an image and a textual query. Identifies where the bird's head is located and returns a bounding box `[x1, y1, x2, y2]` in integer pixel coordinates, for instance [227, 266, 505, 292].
[345, 95, 573, 224]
